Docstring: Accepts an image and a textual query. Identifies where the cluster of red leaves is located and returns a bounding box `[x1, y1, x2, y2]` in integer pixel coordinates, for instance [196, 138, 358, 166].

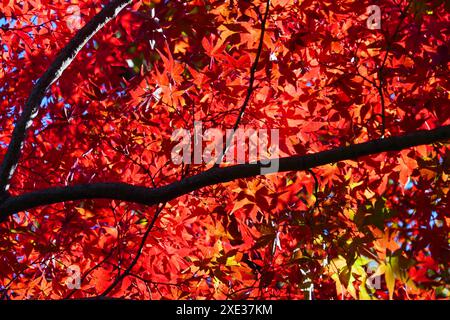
[0, 0, 449, 299]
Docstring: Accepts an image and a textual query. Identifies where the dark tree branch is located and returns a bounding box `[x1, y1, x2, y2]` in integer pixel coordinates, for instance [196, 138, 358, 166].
[0, 125, 448, 221]
[0, 0, 132, 195]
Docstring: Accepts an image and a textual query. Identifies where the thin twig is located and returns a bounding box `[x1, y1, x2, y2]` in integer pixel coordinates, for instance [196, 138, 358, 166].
[377, 1, 412, 137]
[99, 203, 166, 297]
[215, 0, 271, 166]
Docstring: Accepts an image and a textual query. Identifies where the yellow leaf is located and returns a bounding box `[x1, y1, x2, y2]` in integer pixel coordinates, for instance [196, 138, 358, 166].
[331, 273, 343, 297]
[359, 283, 372, 300]
[75, 207, 94, 219]
[385, 263, 395, 300]
[174, 40, 189, 54]
[136, 218, 148, 226]
[349, 180, 364, 190]
[286, 177, 294, 186]
[347, 280, 357, 300]
[225, 256, 240, 267]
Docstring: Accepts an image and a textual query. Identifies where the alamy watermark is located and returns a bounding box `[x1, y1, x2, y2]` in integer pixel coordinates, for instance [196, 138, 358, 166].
[65, 264, 81, 290]
[171, 121, 280, 174]
[66, 5, 82, 31]
[365, 264, 382, 290]
[367, 5, 381, 30]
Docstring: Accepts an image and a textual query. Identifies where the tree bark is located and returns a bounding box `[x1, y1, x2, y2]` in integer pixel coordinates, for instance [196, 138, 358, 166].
[1, 124, 448, 221]
[0, 0, 132, 194]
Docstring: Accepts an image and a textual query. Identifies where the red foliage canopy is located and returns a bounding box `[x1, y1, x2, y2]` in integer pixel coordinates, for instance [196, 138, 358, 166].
[0, 0, 449, 300]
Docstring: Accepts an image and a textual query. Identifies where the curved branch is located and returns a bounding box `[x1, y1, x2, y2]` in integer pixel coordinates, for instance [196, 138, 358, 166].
[0, 125, 448, 221]
[0, 0, 132, 194]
